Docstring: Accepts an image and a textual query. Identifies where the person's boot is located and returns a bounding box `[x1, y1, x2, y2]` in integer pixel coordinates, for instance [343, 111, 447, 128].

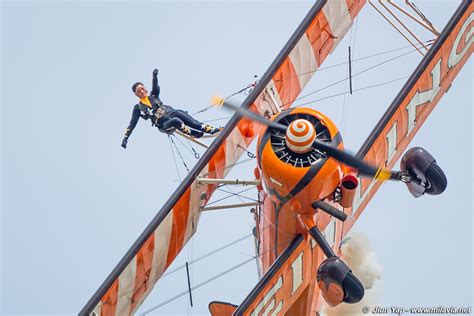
[180, 124, 192, 135]
[202, 124, 223, 135]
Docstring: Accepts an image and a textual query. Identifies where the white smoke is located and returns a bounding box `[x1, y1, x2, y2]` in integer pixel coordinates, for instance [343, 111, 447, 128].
[322, 232, 383, 316]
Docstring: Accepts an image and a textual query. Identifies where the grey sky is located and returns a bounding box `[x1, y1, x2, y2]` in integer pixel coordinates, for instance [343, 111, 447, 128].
[1, 1, 472, 315]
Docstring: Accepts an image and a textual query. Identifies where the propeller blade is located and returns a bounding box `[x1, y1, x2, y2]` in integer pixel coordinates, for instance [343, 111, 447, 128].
[313, 140, 398, 180]
[213, 97, 399, 181]
[212, 96, 287, 132]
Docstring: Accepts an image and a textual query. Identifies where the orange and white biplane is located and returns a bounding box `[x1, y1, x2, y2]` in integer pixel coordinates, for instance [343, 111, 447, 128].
[81, 1, 472, 315]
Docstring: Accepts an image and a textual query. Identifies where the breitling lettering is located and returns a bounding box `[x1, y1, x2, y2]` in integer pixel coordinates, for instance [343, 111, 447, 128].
[406, 59, 441, 134]
[448, 12, 473, 69]
[352, 10, 473, 215]
[250, 250, 306, 315]
[250, 276, 283, 316]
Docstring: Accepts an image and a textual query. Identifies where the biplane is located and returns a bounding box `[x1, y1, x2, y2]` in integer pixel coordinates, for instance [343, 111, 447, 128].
[81, 1, 472, 315]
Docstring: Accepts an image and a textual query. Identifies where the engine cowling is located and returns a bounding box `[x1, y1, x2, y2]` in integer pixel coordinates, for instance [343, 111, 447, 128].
[256, 107, 343, 207]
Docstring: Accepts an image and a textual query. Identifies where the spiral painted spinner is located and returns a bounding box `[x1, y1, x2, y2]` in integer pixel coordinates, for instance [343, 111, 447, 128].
[285, 119, 316, 154]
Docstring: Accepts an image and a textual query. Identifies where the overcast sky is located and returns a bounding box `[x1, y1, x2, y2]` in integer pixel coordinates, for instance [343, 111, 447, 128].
[1, 1, 472, 315]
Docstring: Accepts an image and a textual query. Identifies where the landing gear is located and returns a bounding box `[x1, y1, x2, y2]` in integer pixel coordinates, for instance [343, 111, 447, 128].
[305, 222, 365, 307]
[400, 147, 447, 197]
[317, 257, 365, 306]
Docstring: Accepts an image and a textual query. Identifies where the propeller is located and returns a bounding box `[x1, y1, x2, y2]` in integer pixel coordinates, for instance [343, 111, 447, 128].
[212, 96, 399, 181]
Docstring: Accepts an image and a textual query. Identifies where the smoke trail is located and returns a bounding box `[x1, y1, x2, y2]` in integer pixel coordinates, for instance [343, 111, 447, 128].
[322, 232, 383, 316]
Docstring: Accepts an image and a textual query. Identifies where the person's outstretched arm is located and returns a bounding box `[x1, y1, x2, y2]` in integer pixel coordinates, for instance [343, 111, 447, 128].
[121, 106, 140, 149]
[150, 69, 160, 98]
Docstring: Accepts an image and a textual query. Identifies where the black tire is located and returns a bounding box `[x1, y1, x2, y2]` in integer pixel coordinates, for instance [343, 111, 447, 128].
[342, 272, 365, 304]
[425, 162, 447, 195]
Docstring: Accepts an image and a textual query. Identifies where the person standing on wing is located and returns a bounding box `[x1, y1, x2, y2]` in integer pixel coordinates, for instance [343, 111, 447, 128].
[121, 69, 222, 149]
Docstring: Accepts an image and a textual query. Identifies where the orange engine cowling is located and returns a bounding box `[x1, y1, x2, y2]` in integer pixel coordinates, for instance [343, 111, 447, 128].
[256, 108, 343, 208]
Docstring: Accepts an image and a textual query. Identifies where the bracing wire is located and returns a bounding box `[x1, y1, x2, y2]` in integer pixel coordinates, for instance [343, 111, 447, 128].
[172, 133, 201, 160]
[209, 186, 259, 206]
[110, 220, 289, 305]
[202, 116, 232, 123]
[192, 81, 257, 116]
[281, 45, 422, 108]
[201, 157, 255, 178]
[237, 144, 256, 158]
[162, 233, 253, 278]
[293, 75, 410, 108]
[110, 233, 254, 304]
[140, 257, 256, 315]
[169, 135, 190, 172]
[273, 40, 433, 84]
[219, 185, 245, 204]
[140, 234, 296, 314]
[168, 135, 182, 182]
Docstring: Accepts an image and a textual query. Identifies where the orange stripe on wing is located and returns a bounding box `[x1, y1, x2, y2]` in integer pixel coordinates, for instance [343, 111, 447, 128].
[130, 233, 155, 312]
[100, 279, 118, 316]
[166, 188, 192, 267]
[273, 57, 301, 107]
[306, 11, 335, 67]
[207, 143, 227, 180]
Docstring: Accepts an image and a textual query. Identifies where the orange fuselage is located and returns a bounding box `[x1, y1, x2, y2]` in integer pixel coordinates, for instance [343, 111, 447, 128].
[252, 107, 349, 314]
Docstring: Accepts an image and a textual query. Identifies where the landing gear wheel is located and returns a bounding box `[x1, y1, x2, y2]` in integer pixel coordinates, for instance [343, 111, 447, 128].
[342, 272, 365, 304]
[425, 162, 447, 195]
[317, 257, 365, 306]
[400, 147, 448, 197]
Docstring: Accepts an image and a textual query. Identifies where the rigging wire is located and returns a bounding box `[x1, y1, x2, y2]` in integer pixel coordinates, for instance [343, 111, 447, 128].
[113, 221, 289, 304]
[210, 186, 259, 206]
[202, 157, 255, 178]
[169, 135, 190, 172]
[160, 217, 281, 281]
[140, 257, 256, 315]
[162, 233, 253, 278]
[293, 75, 410, 108]
[195, 43, 435, 128]
[185, 137, 201, 160]
[282, 46, 422, 108]
[172, 133, 201, 160]
[195, 42, 433, 125]
[220, 185, 244, 204]
[237, 144, 256, 158]
[192, 81, 257, 116]
[273, 39, 433, 84]
[202, 116, 232, 123]
[168, 135, 182, 182]
[110, 233, 254, 304]
[140, 234, 296, 314]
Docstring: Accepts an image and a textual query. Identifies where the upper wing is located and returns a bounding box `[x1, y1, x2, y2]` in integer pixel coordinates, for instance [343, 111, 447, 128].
[80, 1, 367, 314]
[342, 0, 472, 240]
